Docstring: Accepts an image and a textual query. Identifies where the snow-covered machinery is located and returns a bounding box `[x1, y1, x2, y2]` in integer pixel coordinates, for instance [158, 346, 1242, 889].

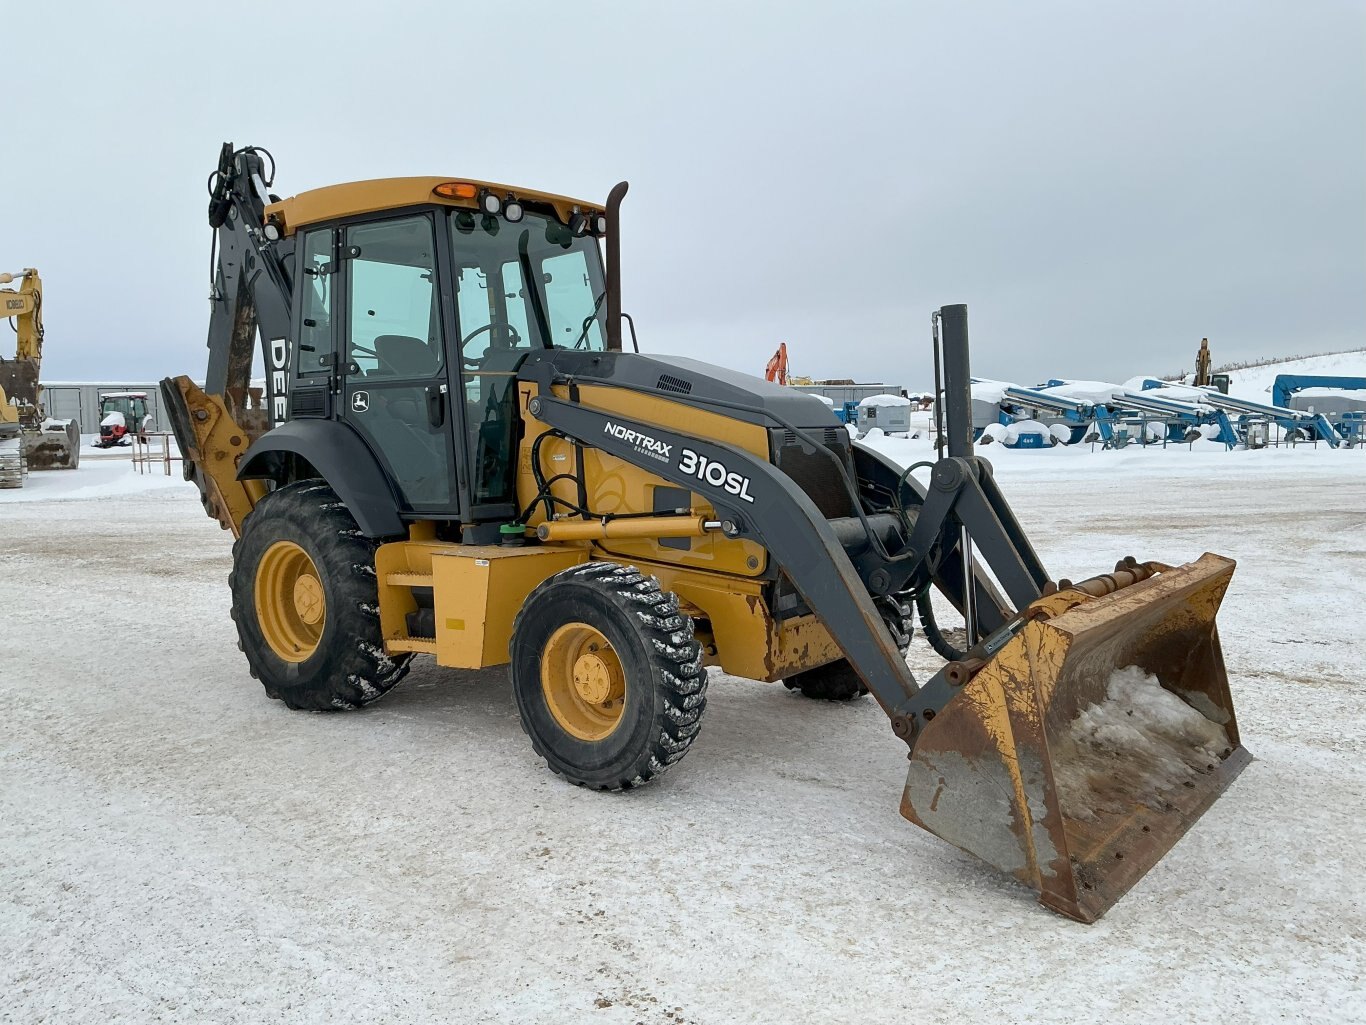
[979, 417, 1072, 448]
[1273, 375, 1366, 446]
[1117, 386, 1238, 448]
[0, 268, 80, 483]
[0, 417, 21, 487]
[95, 392, 154, 447]
[855, 393, 912, 435]
[983, 384, 1097, 446]
[1142, 378, 1346, 448]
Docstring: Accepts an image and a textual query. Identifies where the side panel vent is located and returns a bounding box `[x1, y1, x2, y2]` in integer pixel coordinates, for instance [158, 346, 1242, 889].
[657, 373, 693, 395]
[292, 387, 329, 418]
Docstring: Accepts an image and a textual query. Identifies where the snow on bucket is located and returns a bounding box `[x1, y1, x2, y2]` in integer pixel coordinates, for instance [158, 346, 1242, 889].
[901, 553, 1250, 922]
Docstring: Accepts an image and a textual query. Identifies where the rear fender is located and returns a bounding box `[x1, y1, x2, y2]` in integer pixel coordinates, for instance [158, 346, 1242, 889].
[238, 420, 403, 538]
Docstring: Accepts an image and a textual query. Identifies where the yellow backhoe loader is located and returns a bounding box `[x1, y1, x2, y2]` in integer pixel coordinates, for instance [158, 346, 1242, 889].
[163, 144, 1249, 922]
[0, 268, 80, 487]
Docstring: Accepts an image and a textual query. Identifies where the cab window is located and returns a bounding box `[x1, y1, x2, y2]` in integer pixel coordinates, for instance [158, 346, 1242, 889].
[346, 216, 442, 379]
[295, 229, 333, 379]
[542, 249, 605, 350]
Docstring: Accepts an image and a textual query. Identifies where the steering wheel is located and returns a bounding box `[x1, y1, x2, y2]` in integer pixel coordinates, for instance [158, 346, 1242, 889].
[461, 322, 522, 367]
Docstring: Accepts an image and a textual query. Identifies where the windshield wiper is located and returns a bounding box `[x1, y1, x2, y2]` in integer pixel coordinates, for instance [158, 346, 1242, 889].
[572, 291, 606, 349]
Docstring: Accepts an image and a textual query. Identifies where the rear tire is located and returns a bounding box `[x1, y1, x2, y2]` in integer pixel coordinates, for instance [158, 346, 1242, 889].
[229, 479, 411, 710]
[510, 562, 706, 790]
[784, 594, 912, 701]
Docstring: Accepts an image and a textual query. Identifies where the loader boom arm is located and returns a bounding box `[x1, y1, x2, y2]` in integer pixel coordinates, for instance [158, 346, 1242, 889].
[521, 306, 1054, 743]
[526, 380, 923, 719]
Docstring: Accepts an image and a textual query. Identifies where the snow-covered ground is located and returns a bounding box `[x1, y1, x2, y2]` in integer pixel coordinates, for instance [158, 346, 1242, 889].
[1, 456, 1363, 1024]
[1, 440, 184, 504]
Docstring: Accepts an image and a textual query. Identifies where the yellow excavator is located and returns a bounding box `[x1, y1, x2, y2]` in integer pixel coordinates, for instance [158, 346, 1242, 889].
[0, 267, 80, 487]
[1193, 337, 1232, 394]
[163, 144, 1249, 922]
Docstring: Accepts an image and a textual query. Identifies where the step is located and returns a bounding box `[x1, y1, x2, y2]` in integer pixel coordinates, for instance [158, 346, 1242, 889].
[385, 572, 433, 588]
[388, 637, 437, 655]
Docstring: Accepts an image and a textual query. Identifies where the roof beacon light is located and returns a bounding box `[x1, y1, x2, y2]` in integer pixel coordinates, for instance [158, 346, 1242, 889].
[478, 189, 502, 216]
[434, 182, 478, 200]
[504, 196, 524, 223]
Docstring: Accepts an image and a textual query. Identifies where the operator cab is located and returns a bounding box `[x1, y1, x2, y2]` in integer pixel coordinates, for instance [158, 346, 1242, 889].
[283, 182, 608, 524]
[100, 392, 150, 423]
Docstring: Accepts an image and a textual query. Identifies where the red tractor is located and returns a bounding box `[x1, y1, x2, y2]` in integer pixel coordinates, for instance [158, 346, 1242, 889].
[95, 392, 152, 447]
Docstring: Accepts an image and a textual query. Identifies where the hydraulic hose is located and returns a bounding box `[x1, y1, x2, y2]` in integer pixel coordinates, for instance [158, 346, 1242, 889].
[915, 587, 969, 662]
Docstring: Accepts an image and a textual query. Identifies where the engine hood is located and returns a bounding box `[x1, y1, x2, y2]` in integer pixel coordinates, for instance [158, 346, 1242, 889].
[517, 349, 841, 429]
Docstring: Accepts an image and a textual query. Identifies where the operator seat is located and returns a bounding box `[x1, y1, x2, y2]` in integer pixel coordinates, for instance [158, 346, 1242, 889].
[369, 332, 436, 422]
[373, 334, 438, 379]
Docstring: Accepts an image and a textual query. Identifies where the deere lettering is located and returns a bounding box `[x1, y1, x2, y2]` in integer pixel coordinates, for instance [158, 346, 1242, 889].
[269, 337, 288, 426]
[5, 299, 23, 311]
[678, 448, 755, 503]
[603, 422, 671, 460]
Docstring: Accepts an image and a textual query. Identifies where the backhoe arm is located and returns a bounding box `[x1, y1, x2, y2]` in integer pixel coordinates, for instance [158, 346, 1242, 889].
[0, 268, 42, 363]
[161, 143, 294, 535]
[0, 268, 43, 417]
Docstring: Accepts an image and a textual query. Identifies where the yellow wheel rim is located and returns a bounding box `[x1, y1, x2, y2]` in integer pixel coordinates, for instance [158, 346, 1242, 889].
[541, 622, 627, 741]
[254, 540, 326, 662]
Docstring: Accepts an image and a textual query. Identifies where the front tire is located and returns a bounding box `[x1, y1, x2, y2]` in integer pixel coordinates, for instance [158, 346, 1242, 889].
[510, 562, 706, 790]
[229, 479, 411, 710]
[783, 593, 913, 701]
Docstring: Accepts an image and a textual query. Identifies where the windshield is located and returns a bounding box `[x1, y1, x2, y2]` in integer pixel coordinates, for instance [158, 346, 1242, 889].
[448, 209, 607, 364]
[101, 396, 145, 418]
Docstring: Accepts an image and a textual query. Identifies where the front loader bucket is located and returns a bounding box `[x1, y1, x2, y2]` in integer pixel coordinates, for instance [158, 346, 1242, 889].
[902, 553, 1250, 922]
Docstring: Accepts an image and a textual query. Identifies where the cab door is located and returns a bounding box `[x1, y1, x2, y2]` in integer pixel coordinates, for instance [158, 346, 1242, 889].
[339, 213, 457, 514]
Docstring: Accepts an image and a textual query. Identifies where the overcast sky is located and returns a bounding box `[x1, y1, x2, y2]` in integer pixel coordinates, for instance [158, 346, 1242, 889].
[4, 1, 1362, 389]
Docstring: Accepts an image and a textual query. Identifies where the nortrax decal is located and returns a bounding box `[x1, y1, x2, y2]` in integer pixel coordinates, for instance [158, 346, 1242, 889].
[678, 448, 755, 503]
[603, 422, 671, 461]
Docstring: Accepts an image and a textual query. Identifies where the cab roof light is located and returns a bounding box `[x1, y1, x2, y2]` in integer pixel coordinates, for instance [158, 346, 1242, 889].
[477, 188, 502, 216]
[434, 182, 478, 200]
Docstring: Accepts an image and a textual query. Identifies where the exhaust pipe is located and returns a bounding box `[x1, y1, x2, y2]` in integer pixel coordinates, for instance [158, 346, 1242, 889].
[604, 181, 629, 352]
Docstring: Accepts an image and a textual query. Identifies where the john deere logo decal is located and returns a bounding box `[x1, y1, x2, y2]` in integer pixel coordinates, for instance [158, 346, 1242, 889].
[352, 391, 369, 412]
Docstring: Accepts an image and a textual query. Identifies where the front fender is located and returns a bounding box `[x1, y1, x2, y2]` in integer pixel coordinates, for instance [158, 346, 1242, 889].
[237, 419, 404, 538]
